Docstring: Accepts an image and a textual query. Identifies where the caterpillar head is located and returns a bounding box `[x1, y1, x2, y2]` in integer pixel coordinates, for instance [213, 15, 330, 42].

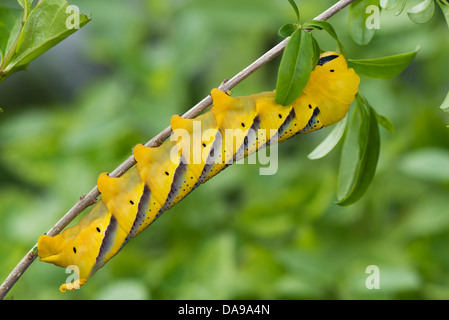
[293, 51, 360, 132]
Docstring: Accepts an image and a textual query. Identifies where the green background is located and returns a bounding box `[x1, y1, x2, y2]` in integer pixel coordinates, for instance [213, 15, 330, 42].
[0, 0, 449, 299]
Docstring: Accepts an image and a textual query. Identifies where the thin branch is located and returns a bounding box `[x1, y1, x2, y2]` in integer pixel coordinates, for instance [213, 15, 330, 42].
[0, 0, 355, 300]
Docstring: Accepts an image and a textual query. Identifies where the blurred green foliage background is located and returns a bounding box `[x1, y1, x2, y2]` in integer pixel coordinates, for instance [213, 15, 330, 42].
[0, 0, 449, 300]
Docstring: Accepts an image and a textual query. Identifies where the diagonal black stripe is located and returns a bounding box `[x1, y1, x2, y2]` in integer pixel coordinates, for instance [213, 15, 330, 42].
[299, 107, 320, 134]
[196, 130, 223, 187]
[156, 155, 187, 219]
[129, 184, 151, 238]
[90, 214, 119, 277]
[317, 54, 339, 66]
[228, 115, 261, 165]
[259, 107, 296, 147]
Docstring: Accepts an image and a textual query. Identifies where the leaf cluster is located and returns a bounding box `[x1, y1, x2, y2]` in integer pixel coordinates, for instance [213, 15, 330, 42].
[277, 0, 419, 205]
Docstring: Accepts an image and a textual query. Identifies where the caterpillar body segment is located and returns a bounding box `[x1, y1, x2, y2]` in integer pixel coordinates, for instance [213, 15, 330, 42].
[37, 52, 360, 291]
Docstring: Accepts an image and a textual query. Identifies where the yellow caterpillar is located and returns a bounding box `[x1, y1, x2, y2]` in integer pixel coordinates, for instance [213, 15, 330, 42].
[37, 52, 360, 292]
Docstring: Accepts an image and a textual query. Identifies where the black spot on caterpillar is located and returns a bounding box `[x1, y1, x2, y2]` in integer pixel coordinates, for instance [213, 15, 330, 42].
[37, 52, 360, 292]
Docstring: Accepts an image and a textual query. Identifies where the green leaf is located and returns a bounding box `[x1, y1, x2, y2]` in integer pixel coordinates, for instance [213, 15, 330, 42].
[302, 20, 347, 58]
[407, 0, 435, 24]
[275, 28, 315, 106]
[13, 0, 91, 69]
[0, 0, 91, 82]
[337, 97, 380, 206]
[440, 91, 449, 113]
[394, 0, 407, 15]
[437, 0, 449, 30]
[348, 48, 418, 79]
[311, 33, 320, 67]
[380, 0, 401, 10]
[303, 20, 339, 40]
[0, 7, 23, 66]
[337, 102, 365, 201]
[308, 115, 347, 160]
[348, 0, 379, 46]
[17, 0, 34, 17]
[374, 111, 395, 134]
[278, 23, 297, 38]
[287, 0, 300, 25]
[354, 105, 380, 204]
